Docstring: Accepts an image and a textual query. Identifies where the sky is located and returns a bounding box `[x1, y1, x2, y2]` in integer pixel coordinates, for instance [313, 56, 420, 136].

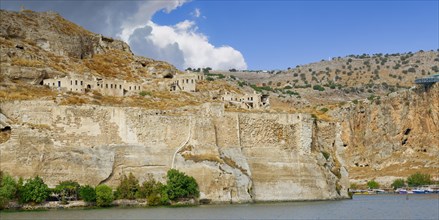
[1, 0, 438, 70]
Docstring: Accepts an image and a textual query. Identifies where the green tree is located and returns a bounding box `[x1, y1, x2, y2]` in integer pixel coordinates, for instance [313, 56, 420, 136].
[0, 172, 18, 209]
[391, 179, 405, 189]
[136, 177, 166, 205]
[367, 180, 380, 189]
[20, 176, 50, 204]
[95, 184, 114, 207]
[166, 169, 199, 201]
[407, 173, 432, 187]
[54, 180, 80, 202]
[79, 185, 96, 202]
[115, 173, 139, 200]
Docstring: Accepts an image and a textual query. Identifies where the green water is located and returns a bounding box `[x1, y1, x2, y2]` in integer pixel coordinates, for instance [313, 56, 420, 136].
[1, 194, 438, 219]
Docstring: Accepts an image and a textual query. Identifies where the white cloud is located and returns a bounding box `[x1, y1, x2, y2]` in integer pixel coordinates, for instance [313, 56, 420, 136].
[119, 0, 187, 42]
[122, 1, 247, 70]
[192, 8, 201, 18]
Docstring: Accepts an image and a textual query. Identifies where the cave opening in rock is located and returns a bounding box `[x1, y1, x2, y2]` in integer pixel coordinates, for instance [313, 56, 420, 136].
[163, 73, 173, 79]
[402, 138, 408, 145]
[1, 126, 11, 132]
[404, 128, 411, 135]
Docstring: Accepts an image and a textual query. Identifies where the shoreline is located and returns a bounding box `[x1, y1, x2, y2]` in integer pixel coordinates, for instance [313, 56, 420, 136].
[0, 196, 354, 212]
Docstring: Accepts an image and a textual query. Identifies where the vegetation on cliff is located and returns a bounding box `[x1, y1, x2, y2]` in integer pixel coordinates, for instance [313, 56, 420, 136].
[0, 169, 199, 210]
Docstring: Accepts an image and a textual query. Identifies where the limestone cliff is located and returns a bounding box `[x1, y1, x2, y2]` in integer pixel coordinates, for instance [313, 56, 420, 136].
[338, 83, 439, 184]
[0, 102, 348, 202]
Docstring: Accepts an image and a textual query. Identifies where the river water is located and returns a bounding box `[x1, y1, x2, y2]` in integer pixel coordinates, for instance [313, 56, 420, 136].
[1, 194, 438, 219]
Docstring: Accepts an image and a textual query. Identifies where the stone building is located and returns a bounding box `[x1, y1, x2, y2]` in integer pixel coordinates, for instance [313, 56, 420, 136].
[222, 92, 270, 109]
[170, 72, 204, 92]
[43, 75, 142, 97]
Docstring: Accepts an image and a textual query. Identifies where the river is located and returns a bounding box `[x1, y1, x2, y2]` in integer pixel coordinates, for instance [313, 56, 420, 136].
[1, 194, 438, 219]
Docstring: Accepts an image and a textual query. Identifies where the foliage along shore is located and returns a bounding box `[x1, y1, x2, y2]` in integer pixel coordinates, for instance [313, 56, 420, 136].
[0, 169, 201, 211]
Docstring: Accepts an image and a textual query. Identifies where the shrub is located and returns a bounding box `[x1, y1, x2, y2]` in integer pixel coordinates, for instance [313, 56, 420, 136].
[321, 151, 330, 160]
[349, 183, 359, 190]
[407, 173, 431, 187]
[139, 91, 151, 97]
[320, 108, 329, 113]
[79, 185, 96, 202]
[137, 178, 167, 206]
[20, 176, 50, 204]
[0, 172, 18, 209]
[367, 180, 380, 189]
[313, 85, 325, 91]
[391, 179, 405, 189]
[95, 184, 113, 207]
[54, 180, 81, 202]
[407, 67, 416, 73]
[115, 173, 139, 200]
[166, 169, 199, 201]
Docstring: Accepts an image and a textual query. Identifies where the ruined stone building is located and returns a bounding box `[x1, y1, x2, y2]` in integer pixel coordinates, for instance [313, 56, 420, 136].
[170, 72, 204, 92]
[222, 92, 270, 109]
[43, 75, 142, 97]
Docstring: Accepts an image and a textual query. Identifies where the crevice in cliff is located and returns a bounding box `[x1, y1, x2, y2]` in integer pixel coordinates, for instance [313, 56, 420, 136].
[98, 155, 117, 185]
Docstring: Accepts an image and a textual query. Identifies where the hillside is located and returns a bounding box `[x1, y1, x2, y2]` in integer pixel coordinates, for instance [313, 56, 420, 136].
[0, 10, 248, 110]
[0, 9, 437, 192]
[214, 50, 439, 108]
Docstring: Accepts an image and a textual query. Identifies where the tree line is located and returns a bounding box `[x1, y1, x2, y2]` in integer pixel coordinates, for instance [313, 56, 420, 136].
[0, 169, 199, 209]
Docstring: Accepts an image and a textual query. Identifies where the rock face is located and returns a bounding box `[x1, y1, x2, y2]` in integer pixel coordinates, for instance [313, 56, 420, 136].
[0, 102, 349, 202]
[338, 83, 439, 184]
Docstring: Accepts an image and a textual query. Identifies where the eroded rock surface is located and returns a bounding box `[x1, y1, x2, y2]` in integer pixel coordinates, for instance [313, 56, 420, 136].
[0, 102, 348, 202]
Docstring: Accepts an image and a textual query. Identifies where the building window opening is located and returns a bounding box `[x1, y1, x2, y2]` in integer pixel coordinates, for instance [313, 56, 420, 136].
[58, 81, 61, 87]
[75, 80, 78, 85]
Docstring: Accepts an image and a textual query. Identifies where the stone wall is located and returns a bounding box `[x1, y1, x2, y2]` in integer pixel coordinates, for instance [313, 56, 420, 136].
[0, 101, 349, 203]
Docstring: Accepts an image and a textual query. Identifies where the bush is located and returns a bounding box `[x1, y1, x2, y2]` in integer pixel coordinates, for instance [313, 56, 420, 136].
[116, 173, 139, 200]
[95, 184, 114, 207]
[321, 151, 330, 160]
[166, 169, 199, 201]
[79, 185, 96, 202]
[320, 108, 329, 113]
[407, 173, 431, 187]
[0, 172, 18, 209]
[139, 91, 151, 97]
[313, 85, 325, 91]
[367, 180, 380, 189]
[54, 180, 81, 202]
[20, 176, 50, 204]
[391, 179, 405, 189]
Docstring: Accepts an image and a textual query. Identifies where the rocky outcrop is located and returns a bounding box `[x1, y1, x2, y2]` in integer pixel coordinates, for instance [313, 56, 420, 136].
[0, 102, 349, 203]
[0, 9, 179, 85]
[338, 83, 439, 184]
[0, 10, 131, 59]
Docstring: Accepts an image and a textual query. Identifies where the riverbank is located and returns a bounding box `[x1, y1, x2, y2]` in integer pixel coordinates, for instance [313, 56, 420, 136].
[1, 198, 198, 211]
[1, 194, 438, 220]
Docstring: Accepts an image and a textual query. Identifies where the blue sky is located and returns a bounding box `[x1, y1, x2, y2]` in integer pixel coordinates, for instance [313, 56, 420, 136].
[1, 0, 438, 70]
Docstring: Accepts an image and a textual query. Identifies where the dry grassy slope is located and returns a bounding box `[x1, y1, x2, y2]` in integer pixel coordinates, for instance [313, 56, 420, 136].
[222, 51, 439, 88]
[0, 10, 247, 110]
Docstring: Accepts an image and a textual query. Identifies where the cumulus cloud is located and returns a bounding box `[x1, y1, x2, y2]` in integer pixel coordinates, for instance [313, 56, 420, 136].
[123, 2, 247, 70]
[1, 0, 247, 70]
[119, 0, 187, 42]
